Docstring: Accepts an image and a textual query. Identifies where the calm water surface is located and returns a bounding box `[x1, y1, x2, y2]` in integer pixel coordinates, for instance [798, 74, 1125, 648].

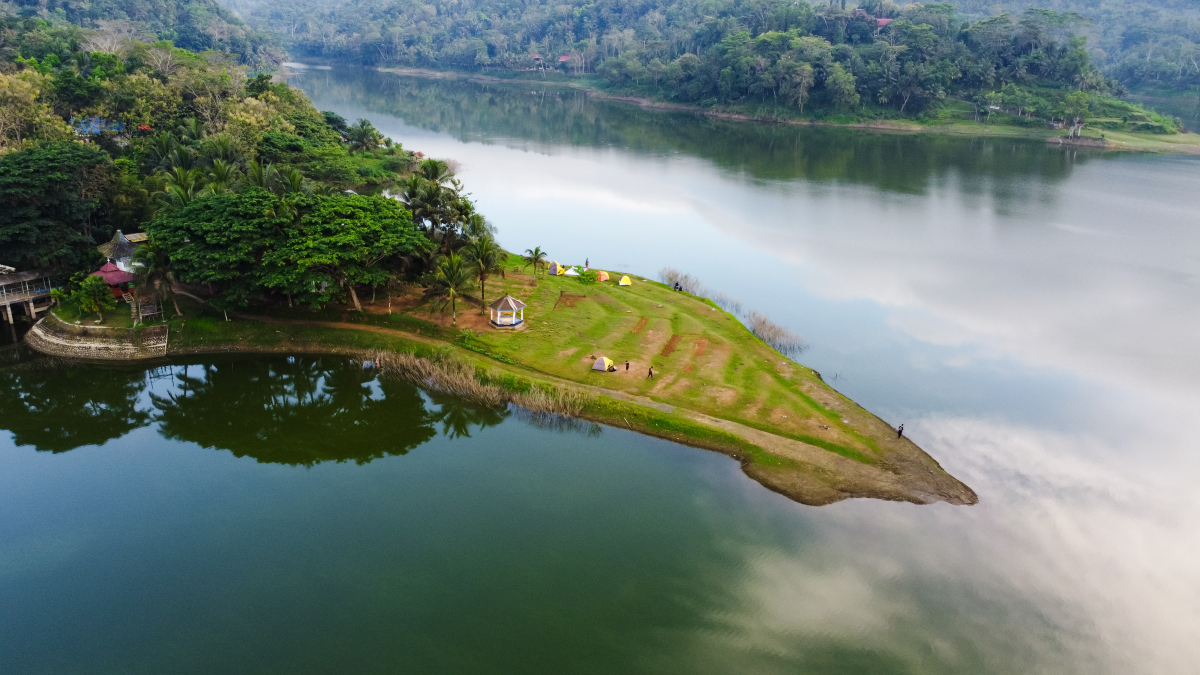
[3, 66, 1199, 674]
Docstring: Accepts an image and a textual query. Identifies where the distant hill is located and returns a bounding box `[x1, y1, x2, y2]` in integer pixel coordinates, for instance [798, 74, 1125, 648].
[946, 0, 1200, 92]
[4, 0, 284, 68]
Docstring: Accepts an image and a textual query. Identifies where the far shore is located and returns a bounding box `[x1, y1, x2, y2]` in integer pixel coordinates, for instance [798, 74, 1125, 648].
[315, 64, 1200, 154]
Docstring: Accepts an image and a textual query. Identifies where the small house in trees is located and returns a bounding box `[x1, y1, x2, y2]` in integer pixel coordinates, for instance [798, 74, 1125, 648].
[488, 294, 526, 328]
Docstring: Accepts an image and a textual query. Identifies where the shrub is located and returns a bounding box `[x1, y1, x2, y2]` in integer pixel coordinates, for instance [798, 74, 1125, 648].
[747, 311, 806, 357]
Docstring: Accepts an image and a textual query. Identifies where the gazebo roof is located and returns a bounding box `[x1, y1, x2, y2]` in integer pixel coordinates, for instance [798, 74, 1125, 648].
[97, 230, 135, 259]
[91, 261, 135, 285]
[488, 294, 526, 311]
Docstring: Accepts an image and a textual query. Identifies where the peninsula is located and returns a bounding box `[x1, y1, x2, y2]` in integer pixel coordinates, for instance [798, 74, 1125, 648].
[26, 259, 978, 508]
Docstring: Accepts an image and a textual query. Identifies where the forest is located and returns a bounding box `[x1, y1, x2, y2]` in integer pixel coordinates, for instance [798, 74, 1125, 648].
[220, 0, 1192, 125]
[0, 15, 504, 318]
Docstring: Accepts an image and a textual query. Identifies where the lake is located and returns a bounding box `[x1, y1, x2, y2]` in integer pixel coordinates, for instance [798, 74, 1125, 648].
[2, 66, 1199, 674]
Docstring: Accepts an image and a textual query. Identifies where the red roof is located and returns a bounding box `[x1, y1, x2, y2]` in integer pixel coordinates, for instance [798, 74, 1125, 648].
[91, 261, 135, 285]
[877, 18, 893, 26]
[558, 56, 571, 62]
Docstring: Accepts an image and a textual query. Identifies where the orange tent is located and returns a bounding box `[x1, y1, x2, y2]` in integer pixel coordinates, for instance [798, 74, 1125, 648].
[597, 271, 610, 282]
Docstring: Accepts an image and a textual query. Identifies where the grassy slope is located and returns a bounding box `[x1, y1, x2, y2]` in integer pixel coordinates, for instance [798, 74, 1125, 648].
[149, 257, 977, 506]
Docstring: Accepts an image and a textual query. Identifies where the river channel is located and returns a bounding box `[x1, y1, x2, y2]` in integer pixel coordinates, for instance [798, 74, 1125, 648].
[2, 66, 1199, 674]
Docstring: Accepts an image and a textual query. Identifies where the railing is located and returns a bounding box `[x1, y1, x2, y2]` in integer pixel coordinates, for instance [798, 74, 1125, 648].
[0, 278, 52, 304]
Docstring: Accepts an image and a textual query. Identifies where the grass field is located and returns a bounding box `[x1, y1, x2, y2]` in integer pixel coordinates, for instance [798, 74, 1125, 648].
[127, 258, 978, 506]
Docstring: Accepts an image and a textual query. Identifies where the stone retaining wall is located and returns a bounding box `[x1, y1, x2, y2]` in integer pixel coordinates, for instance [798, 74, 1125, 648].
[25, 313, 169, 361]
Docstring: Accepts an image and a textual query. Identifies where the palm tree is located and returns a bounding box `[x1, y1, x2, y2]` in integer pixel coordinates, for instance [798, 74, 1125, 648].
[176, 117, 206, 144]
[246, 160, 279, 191]
[132, 244, 182, 318]
[464, 234, 503, 311]
[276, 166, 309, 195]
[155, 167, 205, 212]
[429, 252, 474, 325]
[199, 132, 241, 166]
[418, 158, 453, 185]
[523, 246, 548, 281]
[346, 118, 382, 154]
[203, 159, 243, 195]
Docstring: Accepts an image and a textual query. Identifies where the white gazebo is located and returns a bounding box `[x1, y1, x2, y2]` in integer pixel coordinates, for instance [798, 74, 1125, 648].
[488, 294, 526, 328]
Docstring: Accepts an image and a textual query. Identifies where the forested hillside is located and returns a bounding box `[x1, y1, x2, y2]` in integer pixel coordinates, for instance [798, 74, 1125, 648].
[0, 16, 458, 312]
[225, 0, 1185, 127]
[948, 0, 1200, 93]
[3, 0, 284, 68]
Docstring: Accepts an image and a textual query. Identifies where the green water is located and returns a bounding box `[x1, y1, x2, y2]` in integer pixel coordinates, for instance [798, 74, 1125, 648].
[3, 66, 1200, 673]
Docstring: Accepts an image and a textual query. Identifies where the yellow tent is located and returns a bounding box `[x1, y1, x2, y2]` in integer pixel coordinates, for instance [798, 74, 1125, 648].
[592, 356, 614, 371]
[597, 271, 610, 282]
[618, 275, 632, 286]
[549, 261, 564, 276]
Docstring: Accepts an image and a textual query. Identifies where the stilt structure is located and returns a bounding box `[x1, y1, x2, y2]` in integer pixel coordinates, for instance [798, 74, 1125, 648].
[0, 269, 53, 326]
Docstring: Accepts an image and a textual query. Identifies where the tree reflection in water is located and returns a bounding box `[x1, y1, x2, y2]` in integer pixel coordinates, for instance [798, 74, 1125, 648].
[150, 357, 440, 466]
[0, 363, 150, 452]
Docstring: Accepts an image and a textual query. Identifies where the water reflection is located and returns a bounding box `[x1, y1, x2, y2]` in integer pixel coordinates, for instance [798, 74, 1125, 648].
[291, 67, 1093, 195]
[0, 363, 149, 452]
[150, 358, 438, 465]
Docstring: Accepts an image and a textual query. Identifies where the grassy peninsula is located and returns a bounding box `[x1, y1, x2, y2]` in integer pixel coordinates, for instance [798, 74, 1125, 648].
[35, 257, 977, 507]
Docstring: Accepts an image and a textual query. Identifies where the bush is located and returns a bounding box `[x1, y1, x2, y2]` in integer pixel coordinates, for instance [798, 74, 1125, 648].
[578, 269, 599, 284]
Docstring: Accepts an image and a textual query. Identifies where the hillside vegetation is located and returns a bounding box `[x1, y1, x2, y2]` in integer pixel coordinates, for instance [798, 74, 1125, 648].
[229, 0, 1185, 130]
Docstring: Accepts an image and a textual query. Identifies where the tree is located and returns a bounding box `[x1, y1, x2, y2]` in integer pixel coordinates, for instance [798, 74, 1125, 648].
[825, 62, 861, 112]
[131, 243, 182, 318]
[523, 246, 548, 280]
[1063, 90, 1090, 137]
[428, 252, 474, 324]
[464, 234, 503, 310]
[0, 142, 112, 276]
[346, 118, 382, 154]
[148, 187, 287, 308]
[74, 275, 116, 322]
[261, 193, 424, 310]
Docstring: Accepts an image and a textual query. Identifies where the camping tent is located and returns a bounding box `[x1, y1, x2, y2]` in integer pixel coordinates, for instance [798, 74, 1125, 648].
[618, 275, 632, 286]
[564, 267, 580, 277]
[549, 261, 561, 276]
[597, 271, 610, 282]
[592, 356, 614, 371]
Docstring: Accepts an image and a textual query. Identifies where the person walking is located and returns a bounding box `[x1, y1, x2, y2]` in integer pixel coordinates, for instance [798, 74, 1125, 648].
[896, 424, 904, 439]
[647, 366, 654, 379]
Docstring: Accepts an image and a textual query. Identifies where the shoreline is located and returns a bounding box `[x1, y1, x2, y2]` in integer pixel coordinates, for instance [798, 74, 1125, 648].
[355, 65, 1200, 154]
[23, 300, 978, 509]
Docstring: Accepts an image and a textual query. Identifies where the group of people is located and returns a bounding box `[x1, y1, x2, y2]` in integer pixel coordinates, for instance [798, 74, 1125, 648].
[672, 282, 683, 291]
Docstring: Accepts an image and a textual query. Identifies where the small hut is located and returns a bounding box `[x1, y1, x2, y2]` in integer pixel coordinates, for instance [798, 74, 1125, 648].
[488, 294, 526, 328]
[97, 230, 137, 271]
[91, 261, 136, 298]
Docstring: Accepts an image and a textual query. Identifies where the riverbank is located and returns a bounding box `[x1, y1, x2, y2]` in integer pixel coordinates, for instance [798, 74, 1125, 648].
[24, 267, 977, 508]
[362, 65, 1200, 155]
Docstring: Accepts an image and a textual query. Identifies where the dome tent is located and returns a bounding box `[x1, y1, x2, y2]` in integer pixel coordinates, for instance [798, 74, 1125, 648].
[592, 356, 614, 371]
[618, 275, 632, 286]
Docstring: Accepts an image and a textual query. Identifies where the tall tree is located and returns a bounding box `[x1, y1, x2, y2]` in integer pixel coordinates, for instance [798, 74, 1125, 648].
[464, 234, 503, 309]
[0, 142, 112, 277]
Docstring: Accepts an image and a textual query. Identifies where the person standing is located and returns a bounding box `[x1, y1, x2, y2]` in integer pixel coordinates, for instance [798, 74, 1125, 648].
[647, 366, 654, 379]
[896, 424, 904, 439]
[625, 360, 629, 371]
[585, 258, 589, 269]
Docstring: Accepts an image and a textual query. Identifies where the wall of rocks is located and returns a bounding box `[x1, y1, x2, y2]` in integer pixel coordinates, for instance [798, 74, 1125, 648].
[25, 314, 168, 361]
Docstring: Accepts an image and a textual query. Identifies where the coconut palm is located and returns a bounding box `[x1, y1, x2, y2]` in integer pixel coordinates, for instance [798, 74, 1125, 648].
[464, 234, 503, 311]
[428, 252, 474, 325]
[246, 160, 279, 191]
[276, 166, 309, 195]
[199, 132, 241, 166]
[417, 158, 453, 185]
[346, 118, 382, 154]
[523, 246, 548, 280]
[203, 159, 243, 195]
[155, 167, 205, 211]
[132, 243, 182, 318]
[176, 117, 206, 144]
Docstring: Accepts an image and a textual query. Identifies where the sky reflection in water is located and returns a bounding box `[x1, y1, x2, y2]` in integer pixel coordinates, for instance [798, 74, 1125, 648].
[1, 67, 1197, 673]
[289, 67, 1200, 672]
